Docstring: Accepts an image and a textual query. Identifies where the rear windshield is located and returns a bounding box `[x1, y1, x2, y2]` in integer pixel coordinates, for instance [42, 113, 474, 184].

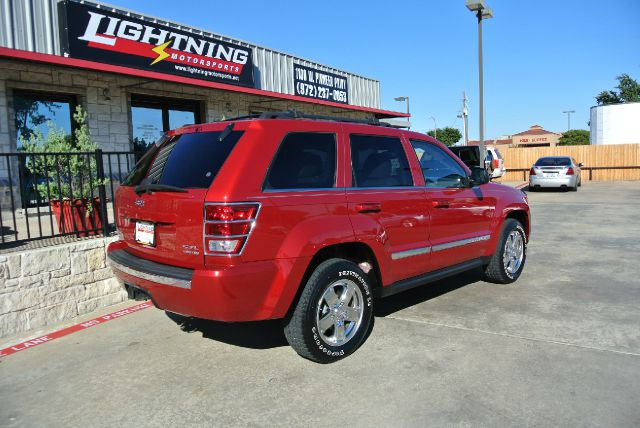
[535, 157, 571, 167]
[123, 130, 244, 188]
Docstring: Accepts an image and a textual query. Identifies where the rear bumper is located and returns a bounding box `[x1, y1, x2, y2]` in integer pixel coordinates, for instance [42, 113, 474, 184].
[529, 175, 577, 188]
[107, 242, 310, 322]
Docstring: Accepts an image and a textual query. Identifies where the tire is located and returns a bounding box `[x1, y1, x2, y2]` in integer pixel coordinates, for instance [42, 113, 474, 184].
[528, 185, 535, 192]
[483, 219, 527, 284]
[284, 258, 374, 363]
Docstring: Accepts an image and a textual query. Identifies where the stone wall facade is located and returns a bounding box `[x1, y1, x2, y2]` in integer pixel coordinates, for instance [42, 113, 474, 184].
[0, 57, 374, 156]
[0, 236, 127, 339]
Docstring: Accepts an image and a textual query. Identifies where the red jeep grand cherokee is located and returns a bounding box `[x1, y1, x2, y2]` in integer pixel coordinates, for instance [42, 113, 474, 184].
[108, 111, 530, 363]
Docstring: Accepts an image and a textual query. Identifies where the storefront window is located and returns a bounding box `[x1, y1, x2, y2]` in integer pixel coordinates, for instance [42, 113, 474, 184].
[13, 91, 76, 149]
[130, 95, 200, 152]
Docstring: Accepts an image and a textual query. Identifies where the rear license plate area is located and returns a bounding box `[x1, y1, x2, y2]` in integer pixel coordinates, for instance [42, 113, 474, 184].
[135, 221, 155, 246]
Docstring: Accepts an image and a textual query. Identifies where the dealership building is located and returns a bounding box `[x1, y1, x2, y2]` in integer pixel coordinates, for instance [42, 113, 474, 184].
[0, 0, 405, 159]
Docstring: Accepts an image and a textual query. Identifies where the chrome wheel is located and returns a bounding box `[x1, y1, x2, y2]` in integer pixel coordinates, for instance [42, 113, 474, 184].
[503, 230, 524, 277]
[315, 279, 364, 346]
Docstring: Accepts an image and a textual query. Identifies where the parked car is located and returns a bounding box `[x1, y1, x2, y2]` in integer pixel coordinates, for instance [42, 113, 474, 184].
[449, 145, 505, 179]
[107, 111, 531, 363]
[486, 147, 506, 179]
[529, 156, 582, 191]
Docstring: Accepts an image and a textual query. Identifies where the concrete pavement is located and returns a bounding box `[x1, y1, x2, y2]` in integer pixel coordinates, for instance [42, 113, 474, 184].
[1, 181, 639, 427]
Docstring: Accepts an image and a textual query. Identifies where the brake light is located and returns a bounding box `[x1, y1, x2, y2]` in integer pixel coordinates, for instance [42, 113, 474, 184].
[204, 203, 260, 256]
[492, 159, 500, 169]
[566, 167, 574, 175]
[529, 167, 536, 176]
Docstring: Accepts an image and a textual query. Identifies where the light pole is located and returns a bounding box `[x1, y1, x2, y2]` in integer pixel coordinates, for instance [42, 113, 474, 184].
[394, 96, 410, 129]
[562, 110, 575, 131]
[429, 116, 437, 139]
[466, 0, 493, 158]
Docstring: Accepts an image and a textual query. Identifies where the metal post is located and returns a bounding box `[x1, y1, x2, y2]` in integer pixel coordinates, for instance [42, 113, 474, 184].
[477, 10, 485, 158]
[563, 110, 575, 132]
[463, 91, 469, 145]
[95, 149, 109, 236]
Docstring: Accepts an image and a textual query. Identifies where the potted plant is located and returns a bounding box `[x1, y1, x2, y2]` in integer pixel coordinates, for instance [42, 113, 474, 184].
[21, 106, 109, 236]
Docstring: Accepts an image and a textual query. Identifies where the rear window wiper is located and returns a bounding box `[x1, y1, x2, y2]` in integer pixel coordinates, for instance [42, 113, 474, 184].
[134, 183, 188, 196]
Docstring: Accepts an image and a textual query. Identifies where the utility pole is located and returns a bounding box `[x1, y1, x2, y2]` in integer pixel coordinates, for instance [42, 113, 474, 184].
[458, 91, 469, 145]
[430, 116, 437, 140]
[562, 110, 575, 132]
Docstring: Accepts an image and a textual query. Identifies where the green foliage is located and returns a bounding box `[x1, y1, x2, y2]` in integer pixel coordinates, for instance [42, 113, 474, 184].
[596, 74, 640, 105]
[559, 129, 590, 146]
[427, 127, 462, 147]
[20, 106, 108, 210]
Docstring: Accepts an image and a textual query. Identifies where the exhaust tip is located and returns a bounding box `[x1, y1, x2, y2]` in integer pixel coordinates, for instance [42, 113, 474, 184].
[125, 284, 151, 301]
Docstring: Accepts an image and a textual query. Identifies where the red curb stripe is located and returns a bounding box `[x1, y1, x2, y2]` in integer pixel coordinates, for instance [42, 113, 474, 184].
[515, 182, 528, 189]
[0, 301, 153, 358]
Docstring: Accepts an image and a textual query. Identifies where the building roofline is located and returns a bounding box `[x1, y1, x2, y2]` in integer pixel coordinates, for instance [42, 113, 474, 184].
[590, 101, 640, 110]
[0, 47, 407, 119]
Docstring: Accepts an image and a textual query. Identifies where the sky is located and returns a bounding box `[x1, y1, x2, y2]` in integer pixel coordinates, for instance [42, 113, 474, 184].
[114, 0, 640, 140]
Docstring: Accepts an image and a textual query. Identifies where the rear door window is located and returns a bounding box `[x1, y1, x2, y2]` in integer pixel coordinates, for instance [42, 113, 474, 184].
[263, 132, 336, 190]
[350, 135, 413, 187]
[123, 130, 244, 188]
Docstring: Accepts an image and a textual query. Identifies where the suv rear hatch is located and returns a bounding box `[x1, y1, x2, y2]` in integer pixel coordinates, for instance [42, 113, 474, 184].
[116, 125, 244, 268]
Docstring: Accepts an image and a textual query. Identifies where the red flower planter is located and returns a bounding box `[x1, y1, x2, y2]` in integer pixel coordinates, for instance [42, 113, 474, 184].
[50, 198, 103, 236]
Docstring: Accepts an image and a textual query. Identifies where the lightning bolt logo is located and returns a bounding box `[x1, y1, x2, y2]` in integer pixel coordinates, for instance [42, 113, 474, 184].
[150, 40, 172, 65]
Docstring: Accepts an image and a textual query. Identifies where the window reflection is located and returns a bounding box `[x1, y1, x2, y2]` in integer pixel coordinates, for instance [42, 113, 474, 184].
[13, 91, 74, 149]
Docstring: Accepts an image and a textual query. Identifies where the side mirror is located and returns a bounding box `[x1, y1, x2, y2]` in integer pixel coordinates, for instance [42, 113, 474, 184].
[470, 167, 490, 186]
[578, 163, 584, 167]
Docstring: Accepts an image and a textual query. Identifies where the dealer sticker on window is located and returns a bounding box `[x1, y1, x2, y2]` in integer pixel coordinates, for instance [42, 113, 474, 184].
[135, 221, 155, 246]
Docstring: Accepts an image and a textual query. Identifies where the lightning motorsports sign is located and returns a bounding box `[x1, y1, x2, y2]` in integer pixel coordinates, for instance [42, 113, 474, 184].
[61, 1, 255, 87]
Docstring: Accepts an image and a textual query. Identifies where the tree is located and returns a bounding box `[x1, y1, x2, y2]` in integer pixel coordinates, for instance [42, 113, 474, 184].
[21, 106, 108, 206]
[427, 127, 462, 146]
[595, 74, 640, 105]
[559, 129, 590, 146]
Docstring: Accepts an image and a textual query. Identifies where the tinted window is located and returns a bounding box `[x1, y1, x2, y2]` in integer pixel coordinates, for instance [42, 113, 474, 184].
[123, 131, 243, 188]
[350, 135, 412, 187]
[264, 132, 336, 190]
[410, 140, 467, 188]
[535, 157, 571, 167]
[131, 94, 200, 152]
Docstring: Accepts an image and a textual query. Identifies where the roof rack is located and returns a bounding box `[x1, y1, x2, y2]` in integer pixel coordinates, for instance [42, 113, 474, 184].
[223, 110, 392, 127]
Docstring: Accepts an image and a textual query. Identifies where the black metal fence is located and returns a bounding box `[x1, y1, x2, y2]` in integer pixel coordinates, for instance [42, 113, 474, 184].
[0, 150, 141, 247]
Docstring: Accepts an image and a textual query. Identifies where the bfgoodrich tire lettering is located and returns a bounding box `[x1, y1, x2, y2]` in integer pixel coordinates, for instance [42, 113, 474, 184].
[483, 219, 527, 284]
[284, 258, 373, 363]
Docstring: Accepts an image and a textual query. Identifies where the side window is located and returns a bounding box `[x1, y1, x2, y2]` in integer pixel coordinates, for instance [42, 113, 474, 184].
[410, 140, 468, 188]
[350, 135, 413, 187]
[264, 132, 336, 190]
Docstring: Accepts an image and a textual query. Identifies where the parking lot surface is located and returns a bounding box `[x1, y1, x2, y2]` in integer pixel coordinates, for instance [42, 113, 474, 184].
[1, 181, 639, 427]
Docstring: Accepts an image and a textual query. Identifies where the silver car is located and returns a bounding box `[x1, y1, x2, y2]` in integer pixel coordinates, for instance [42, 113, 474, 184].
[529, 156, 582, 191]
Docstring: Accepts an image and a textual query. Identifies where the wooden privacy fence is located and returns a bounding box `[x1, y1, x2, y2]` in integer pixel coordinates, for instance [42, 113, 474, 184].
[494, 144, 640, 182]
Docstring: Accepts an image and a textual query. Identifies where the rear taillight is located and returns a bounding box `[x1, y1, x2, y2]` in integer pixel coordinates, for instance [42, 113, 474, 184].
[204, 203, 260, 256]
[566, 167, 574, 175]
[492, 159, 500, 169]
[529, 167, 536, 176]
